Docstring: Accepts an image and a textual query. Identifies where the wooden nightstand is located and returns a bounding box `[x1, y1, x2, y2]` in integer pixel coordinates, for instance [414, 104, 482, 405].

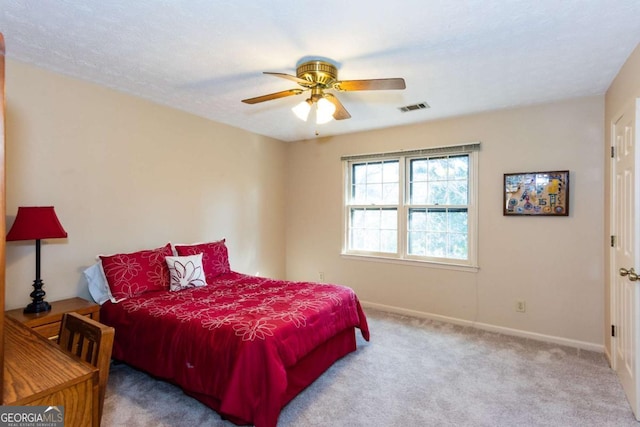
[5, 297, 100, 340]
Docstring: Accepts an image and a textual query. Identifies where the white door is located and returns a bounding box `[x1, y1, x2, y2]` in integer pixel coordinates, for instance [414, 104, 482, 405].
[612, 101, 640, 419]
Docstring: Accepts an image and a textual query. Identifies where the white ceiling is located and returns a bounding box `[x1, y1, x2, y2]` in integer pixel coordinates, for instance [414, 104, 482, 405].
[1, 1, 639, 142]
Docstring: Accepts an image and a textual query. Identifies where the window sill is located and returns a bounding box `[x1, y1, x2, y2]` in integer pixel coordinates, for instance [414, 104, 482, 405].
[340, 253, 479, 273]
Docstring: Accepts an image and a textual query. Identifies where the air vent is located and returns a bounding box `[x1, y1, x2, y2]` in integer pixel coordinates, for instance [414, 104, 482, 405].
[399, 102, 430, 113]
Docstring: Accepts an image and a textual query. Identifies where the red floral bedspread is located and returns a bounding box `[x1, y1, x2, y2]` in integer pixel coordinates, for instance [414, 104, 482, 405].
[100, 272, 369, 427]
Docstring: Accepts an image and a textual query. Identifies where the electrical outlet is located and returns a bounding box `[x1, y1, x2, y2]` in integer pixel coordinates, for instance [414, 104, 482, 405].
[516, 300, 526, 313]
[318, 271, 325, 282]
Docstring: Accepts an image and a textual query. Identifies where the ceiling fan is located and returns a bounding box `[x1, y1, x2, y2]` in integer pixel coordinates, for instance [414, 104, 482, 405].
[241, 60, 406, 123]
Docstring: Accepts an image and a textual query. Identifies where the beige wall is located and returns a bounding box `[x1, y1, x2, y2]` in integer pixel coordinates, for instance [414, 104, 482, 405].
[604, 43, 640, 359]
[4, 60, 287, 309]
[287, 96, 605, 348]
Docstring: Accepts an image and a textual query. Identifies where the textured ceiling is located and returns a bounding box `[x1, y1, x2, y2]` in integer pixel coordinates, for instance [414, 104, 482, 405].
[1, 1, 639, 142]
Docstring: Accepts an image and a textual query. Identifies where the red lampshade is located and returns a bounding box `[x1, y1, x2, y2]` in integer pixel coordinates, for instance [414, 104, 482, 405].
[6, 206, 68, 241]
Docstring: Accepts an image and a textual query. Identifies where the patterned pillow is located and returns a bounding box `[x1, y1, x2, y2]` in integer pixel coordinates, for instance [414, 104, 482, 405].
[99, 243, 172, 301]
[174, 239, 230, 283]
[165, 253, 208, 291]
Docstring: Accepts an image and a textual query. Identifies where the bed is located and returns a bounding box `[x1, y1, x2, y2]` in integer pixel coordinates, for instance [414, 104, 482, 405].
[89, 240, 369, 427]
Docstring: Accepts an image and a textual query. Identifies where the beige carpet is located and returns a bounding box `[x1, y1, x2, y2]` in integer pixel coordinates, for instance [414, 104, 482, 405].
[102, 308, 638, 426]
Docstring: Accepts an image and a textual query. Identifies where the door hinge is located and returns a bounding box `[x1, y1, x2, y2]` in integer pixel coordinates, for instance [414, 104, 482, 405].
[611, 146, 615, 158]
[612, 325, 616, 337]
[611, 235, 616, 247]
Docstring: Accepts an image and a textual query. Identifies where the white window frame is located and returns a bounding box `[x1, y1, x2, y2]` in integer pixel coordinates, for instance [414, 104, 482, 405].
[341, 143, 479, 271]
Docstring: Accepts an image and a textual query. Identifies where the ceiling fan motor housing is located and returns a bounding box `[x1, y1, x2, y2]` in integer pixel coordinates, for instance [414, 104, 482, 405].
[296, 61, 338, 87]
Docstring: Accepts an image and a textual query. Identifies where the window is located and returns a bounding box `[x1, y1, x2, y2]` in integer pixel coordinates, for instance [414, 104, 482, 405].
[343, 143, 479, 268]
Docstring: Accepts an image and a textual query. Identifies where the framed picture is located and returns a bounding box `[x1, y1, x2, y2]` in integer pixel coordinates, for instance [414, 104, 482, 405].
[503, 170, 569, 216]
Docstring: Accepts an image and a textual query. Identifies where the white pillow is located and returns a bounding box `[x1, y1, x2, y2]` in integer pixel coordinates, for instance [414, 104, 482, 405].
[83, 262, 115, 305]
[165, 253, 208, 291]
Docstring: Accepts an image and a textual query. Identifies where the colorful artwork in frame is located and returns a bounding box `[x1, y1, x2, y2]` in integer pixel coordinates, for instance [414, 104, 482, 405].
[503, 170, 569, 216]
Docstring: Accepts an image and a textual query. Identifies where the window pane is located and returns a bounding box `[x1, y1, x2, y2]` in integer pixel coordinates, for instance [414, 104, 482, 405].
[353, 163, 367, 184]
[428, 157, 448, 181]
[381, 161, 399, 203]
[448, 155, 468, 179]
[351, 209, 365, 227]
[427, 208, 447, 232]
[448, 180, 468, 205]
[410, 182, 428, 204]
[366, 184, 382, 203]
[363, 230, 380, 251]
[382, 183, 398, 204]
[428, 182, 447, 205]
[364, 209, 381, 228]
[408, 231, 426, 255]
[383, 161, 399, 183]
[367, 162, 382, 184]
[352, 184, 367, 203]
[448, 209, 468, 233]
[448, 233, 468, 259]
[350, 229, 366, 250]
[380, 230, 397, 253]
[411, 159, 428, 181]
[426, 232, 446, 257]
[408, 209, 427, 231]
[381, 209, 397, 229]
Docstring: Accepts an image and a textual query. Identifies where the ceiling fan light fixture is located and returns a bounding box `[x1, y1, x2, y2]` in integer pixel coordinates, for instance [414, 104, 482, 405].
[292, 99, 312, 121]
[315, 97, 336, 124]
[243, 58, 406, 126]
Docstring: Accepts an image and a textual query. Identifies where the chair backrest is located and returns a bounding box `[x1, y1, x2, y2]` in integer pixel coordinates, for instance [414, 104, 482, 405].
[58, 312, 114, 426]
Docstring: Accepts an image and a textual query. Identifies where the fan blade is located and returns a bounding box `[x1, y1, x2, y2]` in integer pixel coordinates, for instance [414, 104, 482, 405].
[241, 89, 304, 104]
[334, 78, 406, 91]
[324, 93, 351, 120]
[263, 72, 314, 86]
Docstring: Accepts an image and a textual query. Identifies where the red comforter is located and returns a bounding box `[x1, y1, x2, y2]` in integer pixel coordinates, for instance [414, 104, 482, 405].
[101, 272, 369, 426]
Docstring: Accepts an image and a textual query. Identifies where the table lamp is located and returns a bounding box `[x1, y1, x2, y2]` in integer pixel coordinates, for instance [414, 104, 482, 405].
[6, 206, 68, 313]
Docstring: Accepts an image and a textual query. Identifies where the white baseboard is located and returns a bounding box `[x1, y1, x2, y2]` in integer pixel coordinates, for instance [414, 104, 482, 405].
[361, 301, 604, 353]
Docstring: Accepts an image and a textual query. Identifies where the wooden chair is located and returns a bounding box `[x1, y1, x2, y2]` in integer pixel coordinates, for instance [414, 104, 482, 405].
[58, 312, 115, 426]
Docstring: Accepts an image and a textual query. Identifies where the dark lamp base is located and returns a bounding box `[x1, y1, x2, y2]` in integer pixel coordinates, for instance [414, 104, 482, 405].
[24, 300, 51, 314]
[26, 275, 51, 314]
